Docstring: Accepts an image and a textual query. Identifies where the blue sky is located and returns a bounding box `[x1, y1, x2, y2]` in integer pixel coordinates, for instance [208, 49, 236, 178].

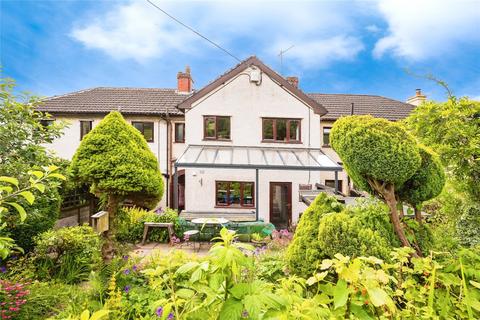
[1, 0, 479, 102]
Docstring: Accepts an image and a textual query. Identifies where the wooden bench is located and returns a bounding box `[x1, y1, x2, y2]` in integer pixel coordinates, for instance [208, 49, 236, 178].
[141, 222, 175, 246]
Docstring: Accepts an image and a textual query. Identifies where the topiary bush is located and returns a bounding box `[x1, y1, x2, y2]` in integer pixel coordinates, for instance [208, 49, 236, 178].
[318, 211, 393, 260]
[285, 193, 343, 276]
[33, 225, 102, 283]
[397, 146, 445, 222]
[330, 115, 446, 256]
[69, 111, 164, 228]
[115, 207, 181, 243]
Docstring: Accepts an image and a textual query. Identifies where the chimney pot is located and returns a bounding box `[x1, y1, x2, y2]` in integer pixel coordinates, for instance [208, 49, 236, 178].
[177, 66, 193, 94]
[286, 76, 299, 88]
[407, 88, 427, 106]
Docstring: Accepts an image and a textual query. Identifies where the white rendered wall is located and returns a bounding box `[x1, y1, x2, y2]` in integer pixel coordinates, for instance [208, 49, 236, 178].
[183, 66, 323, 223]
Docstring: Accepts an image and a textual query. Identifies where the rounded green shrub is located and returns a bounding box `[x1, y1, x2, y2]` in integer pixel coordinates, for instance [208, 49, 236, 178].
[286, 193, 343, 276]
[397, 146, 445, 207]
[69, 111, 164, 210]
[330, 115, 421, 192]
[115, 207, 181, 243]
[33, 225, 102, 283]
[318, 211, 393, 260]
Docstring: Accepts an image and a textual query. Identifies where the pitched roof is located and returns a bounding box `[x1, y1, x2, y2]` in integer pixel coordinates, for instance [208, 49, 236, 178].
[37, 87, 187, 116]
[308, 93, 415, 121]
[177, 56, 328, 116]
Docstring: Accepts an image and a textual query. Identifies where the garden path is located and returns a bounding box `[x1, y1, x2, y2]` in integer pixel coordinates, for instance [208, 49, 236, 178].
[131, 242, 212, 258]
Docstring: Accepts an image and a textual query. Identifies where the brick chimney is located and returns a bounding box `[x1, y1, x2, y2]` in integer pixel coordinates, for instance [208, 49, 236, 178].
[406, 88, 426, 106]
[177, 66, 193, 94]
[286, 76, 299, 88]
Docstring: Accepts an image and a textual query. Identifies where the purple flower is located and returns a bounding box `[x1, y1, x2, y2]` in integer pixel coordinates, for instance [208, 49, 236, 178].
[132, 265, 138, 272]
[123, 269, 130, 275]
[124, 285, 131, 293]
[122, 255, 129, 260]
[0, 266, 6, 273]
[156, 307, 163, 317]
[242, 310, 249, 318]
[167, 313, 174, 320]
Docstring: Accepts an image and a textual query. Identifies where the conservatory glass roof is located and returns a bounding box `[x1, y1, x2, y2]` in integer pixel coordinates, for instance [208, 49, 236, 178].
[175, 145, 342, 171]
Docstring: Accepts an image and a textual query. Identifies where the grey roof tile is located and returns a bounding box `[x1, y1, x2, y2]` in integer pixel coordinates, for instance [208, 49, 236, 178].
[308, 93, 415, 121]
[37, 87, 188, 116]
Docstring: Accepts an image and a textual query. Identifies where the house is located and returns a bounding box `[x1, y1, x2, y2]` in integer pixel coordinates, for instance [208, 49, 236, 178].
[37, 56, 422, 228]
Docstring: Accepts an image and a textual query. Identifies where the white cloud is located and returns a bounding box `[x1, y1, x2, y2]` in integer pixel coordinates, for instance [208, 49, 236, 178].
[71, 0, 365, 68]
[71, 1, 196, 61]
[272, 36, 364, 69]
[373, 0, 480, 60]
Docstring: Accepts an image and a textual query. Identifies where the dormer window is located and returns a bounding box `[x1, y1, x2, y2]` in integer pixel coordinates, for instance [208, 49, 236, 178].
[204, 116, 230, 140]
[262, 118, 301, 143]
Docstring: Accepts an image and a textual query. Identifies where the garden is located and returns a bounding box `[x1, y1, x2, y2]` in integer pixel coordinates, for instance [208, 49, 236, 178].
[0, 76, 479, 320]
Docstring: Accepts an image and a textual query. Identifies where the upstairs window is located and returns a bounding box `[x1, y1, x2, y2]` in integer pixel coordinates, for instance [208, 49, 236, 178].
[262, 118, 301, 143]
[204, 116, 230, 140]
[323, 127, 332, 146]
[174, 123, 185, 143]
[80, 120, 93, 140]
[132, 121, 154, 142]
[216, 181, 254, 207]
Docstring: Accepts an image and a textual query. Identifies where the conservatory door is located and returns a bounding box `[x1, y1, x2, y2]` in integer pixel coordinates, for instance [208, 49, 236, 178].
[269, 182, 292, 229]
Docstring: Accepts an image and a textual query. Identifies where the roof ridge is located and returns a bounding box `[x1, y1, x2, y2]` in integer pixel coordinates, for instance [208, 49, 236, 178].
[308, 93, 384, 98]
[43, 87, 98, 101]
[94, 86, 177, 91]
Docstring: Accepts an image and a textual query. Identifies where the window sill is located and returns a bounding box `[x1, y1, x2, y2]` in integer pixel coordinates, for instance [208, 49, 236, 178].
[322, 145, 331, 148]
[203, 139, 232, 142]
[214, 205, 255, 209]
[261, 140, 302, 144]
[174, 141, 185, 144]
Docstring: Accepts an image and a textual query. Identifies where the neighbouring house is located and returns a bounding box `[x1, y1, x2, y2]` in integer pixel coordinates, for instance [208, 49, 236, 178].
[37, 56, 422, 228]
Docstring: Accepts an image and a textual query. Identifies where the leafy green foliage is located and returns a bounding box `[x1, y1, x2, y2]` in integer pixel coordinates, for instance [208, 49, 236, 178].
[0, 78, 65, 177]
[318, 211, 394, 261]
[405, 97, 480, 201]
[330, 115, 421, 191]
[33, 225, 102, 283]
[285, 192, 343, 276]
[397, 145, 446, 207]
[115, 207, 181, 243]
[0, 167, 65, 258]
[6, 188, 61, 252]
[457, 204, 480, 248]
[69, 111, 164, 212]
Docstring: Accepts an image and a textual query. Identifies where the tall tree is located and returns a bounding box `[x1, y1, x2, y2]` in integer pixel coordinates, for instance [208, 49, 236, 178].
[405, 97, 480, 202]
[0, 77, 66, 251]
[330, 115, 434, 256]
[69, 111, 164, 230]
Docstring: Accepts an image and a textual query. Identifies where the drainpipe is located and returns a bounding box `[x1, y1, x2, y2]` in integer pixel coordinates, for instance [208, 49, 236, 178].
[160, 110, 172, 208]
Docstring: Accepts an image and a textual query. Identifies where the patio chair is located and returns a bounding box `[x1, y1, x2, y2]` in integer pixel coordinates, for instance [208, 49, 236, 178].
[183, 229, 200, 252]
